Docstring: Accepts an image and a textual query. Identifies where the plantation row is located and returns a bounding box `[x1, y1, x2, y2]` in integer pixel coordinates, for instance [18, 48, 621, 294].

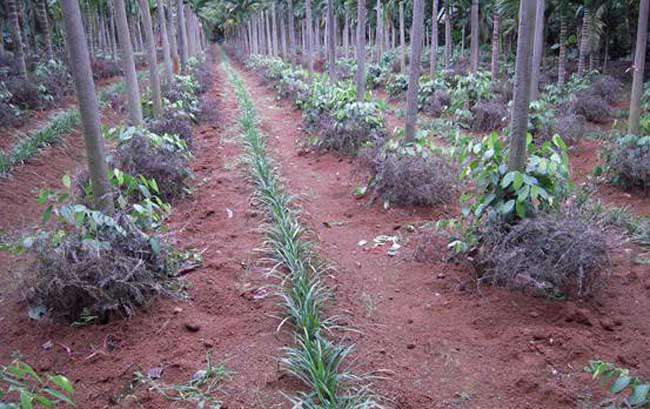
[222, 50, 382, 408]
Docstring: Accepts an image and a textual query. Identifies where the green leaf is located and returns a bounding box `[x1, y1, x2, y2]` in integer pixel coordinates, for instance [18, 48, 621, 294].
[49, 375, 74, 395]
[500, 200, 515, 215]
[610, 375, 631, 394]
[629, 384, 650, 406]
[501, 172, 516, 188]
[20, 390, 34, 409]
[62, 174, 71, 189]
[513, 172, 524, 190]
[515, 200, 526, 219]
[42, 206, 53, 224]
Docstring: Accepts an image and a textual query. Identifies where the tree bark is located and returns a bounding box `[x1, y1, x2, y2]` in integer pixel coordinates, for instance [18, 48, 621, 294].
[288, 0, 297, 62]
[508, 0, 536, 172]
[115, 0, 143, 125]
[470, 0, 479, 72]
[375, 0, 383, 63]
[138, 0, 162, 119]
[555, 14, 566, 86]
[60, 0, 114, 214]
[327, 0, 336, 81]
[530, 0, 545, 100]
[7, 0, 28, 78]
[156, 0, 174, 85]
[405, 0, 425, 141]
[177, 0, 188, 72]
[167, 0, 180, 73]
[429, 0, 439, 75]
[305, 0, 314, 73]
[355, 0, 366, 101]
[444, 0, 452, 67]
[577, 5, 590, 77]
[36, 0, 54, 61]
[280, 9, 288, 58]
[400, 1, 406, 72]
[628, 0, 649, 135]
[491, 8, 500, 79]
[271, 4, 279, 56]
[343, 8, 349, 56]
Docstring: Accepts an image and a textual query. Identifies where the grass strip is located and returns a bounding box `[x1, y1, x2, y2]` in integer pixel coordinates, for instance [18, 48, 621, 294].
[221, 49, 383, 408]
[0, 73, 144, 177]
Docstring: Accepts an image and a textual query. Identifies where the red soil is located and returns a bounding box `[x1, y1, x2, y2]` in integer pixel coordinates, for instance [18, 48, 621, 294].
[0, 52, 648, 409]
[0, 57, 296, 408]
[234, 63, 650, 409]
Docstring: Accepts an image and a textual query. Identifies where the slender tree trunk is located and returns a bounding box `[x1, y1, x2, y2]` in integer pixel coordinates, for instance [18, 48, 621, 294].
[429, 0, 439, 75]
[470, 0, 479, 72]
[343, 7, 350, 57]
[115, 0, 143, 125]
[108, 0, 118, 61]
[375, 0, 382, 63]
[405, 0, 425, 141]
[271, 4, 279, 56]
[167, 0, 179, 73]
[177, 0, 188, 72]
[491, 9, 500, 79]
[557, 12, 568, 88]
[60, 0, 114, 214]
[288, 0, 297, 62]
[400, 1, 406, 72]
[280, 9, 288, 58]
[305, 0, 314, 73]
[355, 0, 366, 101]
[327, 0, 336, 81]
[445, 0, 452, 67]
[138, 0, 161, 118]
[36, 0, 54, 61]
[156, 0, 174, 85]
[7, 0, 28, 78]
[508, 0, 536, 172]
[577, 5, 590, 77]
[265, 11, 273, 56]
[0, 20, 6, 60]
[628, 0, 649, 135]
[530, 0, 545, 100]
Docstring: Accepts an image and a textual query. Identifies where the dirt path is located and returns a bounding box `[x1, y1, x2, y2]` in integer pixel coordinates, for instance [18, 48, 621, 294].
[0, 56, 292, 408]
[233, 61, 650, 409]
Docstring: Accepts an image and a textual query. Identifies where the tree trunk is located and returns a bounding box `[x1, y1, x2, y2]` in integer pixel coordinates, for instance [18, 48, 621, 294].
[288, 0, 296, 62]
[470, 0, 479, 72]
[108, 0, 118, 61]
[375, 0, 382, 63]
[156, 0, 174, 85]
[327, 0, 336, 81]
[36, 0, 54, 61]
[400, 1, 406, 72]
[271, 4, 279, 56]
[138, 0, 162, 119]
[445, 0, 452, 67]
[60, 0, 114, 214]
[265, 10, 273, 56]
[355, 0, 366, 101]
[557, 12, 567, 87]
[628, 0, 649, 135]
[115, 0, 143, 125]
[343, 9, 349, 56]
[7, 0, 28, 78]
[508, 0, 536, 172]
[305, 0, 314, 73]
[577, 5, 590, 77]
[530, 0, 545, 100]
[0, 20, 6, 60]
[177, 0, 188, 72]
[405, 0, 425, 141]
[491, 9, 500, 79]
[429, 0, 439, 75]
[280, 9, 288, 58]
[167, 0, 180, 73]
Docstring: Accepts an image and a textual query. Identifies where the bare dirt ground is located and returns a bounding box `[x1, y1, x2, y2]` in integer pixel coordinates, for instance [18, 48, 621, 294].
[0, 52, 648, 409]
[233, 60, 650, 409]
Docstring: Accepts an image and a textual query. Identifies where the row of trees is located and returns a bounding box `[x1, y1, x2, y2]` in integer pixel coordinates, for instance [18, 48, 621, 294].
[216, 0, 644, 83]
[1, 0, 206, 213]
[220, 0, 648, 173]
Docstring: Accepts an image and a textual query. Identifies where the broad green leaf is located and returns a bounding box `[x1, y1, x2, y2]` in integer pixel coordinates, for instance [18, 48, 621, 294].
[610, 375, 631, 394]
